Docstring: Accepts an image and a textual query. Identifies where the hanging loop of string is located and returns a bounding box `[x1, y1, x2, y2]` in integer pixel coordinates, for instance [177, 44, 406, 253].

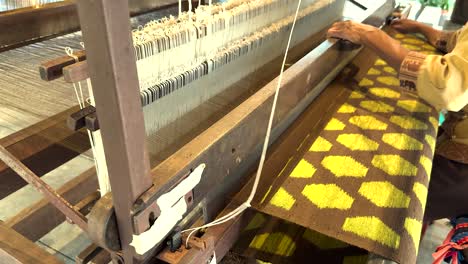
[65, 46, 101, 194]
[65, 47, 85, 109]
[181, 0, 304, 248]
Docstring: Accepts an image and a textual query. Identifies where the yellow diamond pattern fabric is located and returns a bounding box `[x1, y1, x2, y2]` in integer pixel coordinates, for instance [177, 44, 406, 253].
[350, 90, 366, 99]
[338, 103, 357, 113]
[359, 78, 374, 86]
[369, 87, 400, 98]
[404, 218, 423, 250]
[360, 100, 395, 113]
[371, 155, 418, 176]
[269, 187, 296, 210]
[302, 184, 354, 209]
[321, 156, 368, 177]
[413, 182, 428, 209]
[232, 212, 369, 264]
[377, 76, 400, 86]
[342, 216, 400, 249]
[367, 68, 381, 75]
[349, 116, 388, 130]
[309, 136, 333, 152]
[325, 118, 346, 130]
[383, 66, 397, 75]
[382, 133, 423, 150]
[249, 232, 296, 257]
[250, 32, 439, 264]
[390, 115, 428, 130]
[397, 100, 432, 113]
[358, 181, 410, 208]
[420, 155, 433, 178]
[290, 159, 316, 178]
[336, 134, 379, 151]
[302, 229, 348, 249]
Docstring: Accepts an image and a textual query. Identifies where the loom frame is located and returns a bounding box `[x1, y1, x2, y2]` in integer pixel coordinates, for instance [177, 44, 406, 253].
[0, 0, 402, 263]
[0, 0, 199, 51]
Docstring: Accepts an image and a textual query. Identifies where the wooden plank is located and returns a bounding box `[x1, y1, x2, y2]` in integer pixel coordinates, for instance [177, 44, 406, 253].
[76, 0, 153, 261]
[0, 221, 63, 264]
[0, 106, 80, 148]
[0, 1, 79, 51]
[63, 61, 89, 83]
[39, 51, 86, 81]
[0, 106, 91, 199]
[4, 168, 98, 241]
[0, 0, 181, 51]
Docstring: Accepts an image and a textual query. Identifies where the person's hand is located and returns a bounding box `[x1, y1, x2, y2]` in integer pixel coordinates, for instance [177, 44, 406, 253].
[390, 19, 421, 34]
[327, 20, 377, 45]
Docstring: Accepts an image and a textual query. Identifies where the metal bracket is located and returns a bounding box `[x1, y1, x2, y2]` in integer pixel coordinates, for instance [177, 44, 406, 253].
[130, 164, 205, 255]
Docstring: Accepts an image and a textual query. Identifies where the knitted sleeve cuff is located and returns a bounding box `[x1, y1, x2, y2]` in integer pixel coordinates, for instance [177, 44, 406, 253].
[399, 51, 427, 92]
[435, 31, 454, 53]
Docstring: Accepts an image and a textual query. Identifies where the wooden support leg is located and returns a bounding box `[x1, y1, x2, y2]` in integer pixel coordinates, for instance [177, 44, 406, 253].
[5, 168, 97, 241]
[0, 221, 63, 264]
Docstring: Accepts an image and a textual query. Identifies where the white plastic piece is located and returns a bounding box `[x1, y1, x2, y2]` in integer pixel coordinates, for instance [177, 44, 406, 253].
[209, 251, 217, 264]
[130, 163, 206, 255]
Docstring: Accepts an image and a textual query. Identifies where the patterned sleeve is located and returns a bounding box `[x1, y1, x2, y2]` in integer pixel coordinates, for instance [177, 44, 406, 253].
[398, 51, 426, 92]
[398, 24, 468, 112]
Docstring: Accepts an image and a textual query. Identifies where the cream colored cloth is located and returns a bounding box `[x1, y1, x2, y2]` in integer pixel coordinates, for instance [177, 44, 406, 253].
[399, 25, 468, 147]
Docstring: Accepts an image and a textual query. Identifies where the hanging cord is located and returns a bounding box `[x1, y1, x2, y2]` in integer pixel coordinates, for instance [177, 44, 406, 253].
[181, 0, 303, 248]
[179, 0, 182, 17]
[188, 0, 193, 19]
[65, 46, 101, 189]
[65, 47, 85, 109]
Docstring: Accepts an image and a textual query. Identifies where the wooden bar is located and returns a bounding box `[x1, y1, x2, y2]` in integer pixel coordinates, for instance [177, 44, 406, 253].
[76, 0, 153, 262]
[39, 51, 86, 81]
[76, 244, 112, 264]
[0, 145, 89, 233]
[5, 168, 97, 241]
[0, 106, 90, 199]
[0, 0, 181, 51]
[0, 1, 79, 51]
[0, 221, 63, 264]
[63, 61, 89, 83]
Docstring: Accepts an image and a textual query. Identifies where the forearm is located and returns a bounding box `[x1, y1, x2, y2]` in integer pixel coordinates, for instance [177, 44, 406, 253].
[416, 23, 443, 46]
[361, 28, 409, 70]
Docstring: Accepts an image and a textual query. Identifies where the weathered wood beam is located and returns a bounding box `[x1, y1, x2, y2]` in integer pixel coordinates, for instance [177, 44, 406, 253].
[0, 221, 63, 264]
[4, 168, 97, 241]
[0, 106, 90, 199]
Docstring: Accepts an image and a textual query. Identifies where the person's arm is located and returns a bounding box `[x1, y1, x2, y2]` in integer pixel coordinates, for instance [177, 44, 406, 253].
[391, 19, 460, 53]
[400, 46, 468, 111]
[327, 21, 409, 70]
[327, 21, 468, 112]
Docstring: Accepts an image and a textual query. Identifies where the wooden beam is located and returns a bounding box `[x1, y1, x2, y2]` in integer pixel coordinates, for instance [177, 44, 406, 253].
[0, 221, 63, 264]
[4, 168, 98, 241]
[0, 106, 90, 199]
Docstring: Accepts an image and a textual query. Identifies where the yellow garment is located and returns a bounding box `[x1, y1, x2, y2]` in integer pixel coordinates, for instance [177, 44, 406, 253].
[417, 25, 468, 112]
[399, 24, 468, 146]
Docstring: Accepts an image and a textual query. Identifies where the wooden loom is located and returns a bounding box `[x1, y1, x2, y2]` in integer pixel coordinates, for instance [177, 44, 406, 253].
[0, 0, 412, 263]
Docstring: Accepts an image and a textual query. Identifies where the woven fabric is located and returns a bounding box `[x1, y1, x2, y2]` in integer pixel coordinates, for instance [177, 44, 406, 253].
[252, 33, 439, 264]
[232, 212, 368, 264]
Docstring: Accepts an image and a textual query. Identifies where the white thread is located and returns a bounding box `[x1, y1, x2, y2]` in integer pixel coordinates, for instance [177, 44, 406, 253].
[78, 82, 85, 108]
[65, 47, 79, 62]
[65, 47, 85, 109]
[179, 0, 182, 16]
[188, 0, 192, 19]
[181, 0, 304, 247]
[72, 83, 84, 109]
